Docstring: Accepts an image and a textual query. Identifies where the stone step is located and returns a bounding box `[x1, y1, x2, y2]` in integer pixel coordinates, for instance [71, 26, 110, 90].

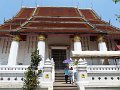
[53, 87, 78, 90]
[55, 73, 64, 77]
[55, 76, 65, 79]
[54, 70, 78, 90]
[53, 82, 78, 90]
[55, 80, 66, 82]
[55, 78, 71, 82]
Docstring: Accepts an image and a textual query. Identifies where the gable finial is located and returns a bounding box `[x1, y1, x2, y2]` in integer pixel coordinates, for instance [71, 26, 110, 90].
[90, 2, 93, 9]
[76, 1, 79, 8]
[109, 19, 111, 25]
[4, 17, 5, 23]
[100, 14, 102, 20]
[35, 0, 38, 7]
[21, 0, 23, 8]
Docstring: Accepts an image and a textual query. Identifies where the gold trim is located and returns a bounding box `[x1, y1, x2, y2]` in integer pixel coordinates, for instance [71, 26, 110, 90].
[12, 35, 21, 41]
[97, 35, 104, 42]
[38, 35, 45, 41]
[74, 35, 80, 42]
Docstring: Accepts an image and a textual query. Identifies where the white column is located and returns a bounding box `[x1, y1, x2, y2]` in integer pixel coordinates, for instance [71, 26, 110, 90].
[97, 35, 108, 64]
[74, 35, 82, 51]
[37, 35, 46, 58]
[7, 36, 20, 66]
[98, 35, 107, 51]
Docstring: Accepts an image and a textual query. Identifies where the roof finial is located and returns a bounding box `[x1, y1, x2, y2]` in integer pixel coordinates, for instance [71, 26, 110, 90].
[35, 0, 38, 7]
[4, 17, 5, 23]
[90, 2, 93, 9]
[21, 0, 23, 8]
[76, 1, 79, 8]
[109, 19, 111, 25]
[100, 14, 102, 20]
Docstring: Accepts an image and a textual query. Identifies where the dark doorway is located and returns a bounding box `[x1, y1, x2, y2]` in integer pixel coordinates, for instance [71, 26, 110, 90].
[52, 49, 66, 70]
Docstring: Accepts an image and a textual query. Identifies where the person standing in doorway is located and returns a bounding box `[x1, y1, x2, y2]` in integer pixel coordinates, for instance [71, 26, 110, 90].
[64, 66, 69, 83]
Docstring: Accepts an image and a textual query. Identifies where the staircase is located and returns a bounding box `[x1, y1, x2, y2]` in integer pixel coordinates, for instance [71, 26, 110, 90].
[53, 70, 78, 90]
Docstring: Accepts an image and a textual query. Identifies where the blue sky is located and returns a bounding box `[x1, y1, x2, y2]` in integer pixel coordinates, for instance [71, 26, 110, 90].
[0, 0, 120, 28]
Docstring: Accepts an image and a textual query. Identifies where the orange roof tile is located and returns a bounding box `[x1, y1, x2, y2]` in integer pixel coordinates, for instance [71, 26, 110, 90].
[15, 8, 35, 18]
[34, 7, 80, 17]
[24, 22, 91, 28]
[96, 25, 119, 32]
[5, 18, 26, 24]
[88, 20, 106, 24]
[0, 7, 119, 35]
[20, 28, 96, 34]
[80, 9, 99, 20]
[31, 17, 84, 22]
[0, 24, 19, 30]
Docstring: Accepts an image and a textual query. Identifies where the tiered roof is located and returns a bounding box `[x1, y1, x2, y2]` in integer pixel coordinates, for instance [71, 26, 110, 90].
[0, 7, 119, 36]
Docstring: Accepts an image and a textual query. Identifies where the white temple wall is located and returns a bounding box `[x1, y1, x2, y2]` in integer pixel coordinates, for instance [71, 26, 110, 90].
[0, 37, 11, 65]
[17, 35, 37, 65]
[0, 35, 119, 65]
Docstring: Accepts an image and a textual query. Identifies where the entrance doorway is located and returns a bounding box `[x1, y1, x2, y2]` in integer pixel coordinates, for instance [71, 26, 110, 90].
[52, 49, 66, 70]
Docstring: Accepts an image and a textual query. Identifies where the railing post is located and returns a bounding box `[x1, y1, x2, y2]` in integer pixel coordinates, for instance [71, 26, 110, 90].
[51, 58, 55, 82]
[42, 58, 53, 90]
[76, 58, 88, 90]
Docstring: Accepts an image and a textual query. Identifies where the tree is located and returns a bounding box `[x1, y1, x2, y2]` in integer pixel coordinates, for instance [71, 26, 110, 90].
[23, 50, 42, 90]
[113, 0, 120, 22]
[113, 0, 120, 4]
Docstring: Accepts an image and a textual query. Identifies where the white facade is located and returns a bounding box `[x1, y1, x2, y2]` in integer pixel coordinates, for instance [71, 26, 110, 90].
[0, 34, 120, 90]
[0, 35, 119, 65]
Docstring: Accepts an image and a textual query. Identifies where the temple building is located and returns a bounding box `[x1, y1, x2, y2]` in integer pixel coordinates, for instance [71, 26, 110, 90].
[0, 6, 120, 90]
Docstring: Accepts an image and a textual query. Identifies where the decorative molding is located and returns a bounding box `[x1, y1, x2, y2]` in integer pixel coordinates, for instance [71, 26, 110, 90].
[74, 35, 81, 42]
[50, 45, 69, 49]
[97, 35, 105, 42]
[38, 35, 45, 41]
[12, 35, 21, 41]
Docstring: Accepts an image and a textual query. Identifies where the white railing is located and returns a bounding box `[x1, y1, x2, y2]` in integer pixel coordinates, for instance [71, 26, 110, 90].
[0, 65, 43, 82]
[0, 65, 28, 82]
[0, 65, 29, 73]
[87, 65, 120, 73]
[86, 65, 120, 86]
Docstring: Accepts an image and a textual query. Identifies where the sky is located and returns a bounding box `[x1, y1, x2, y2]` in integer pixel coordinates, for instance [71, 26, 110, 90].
[0, 0, 120, 28]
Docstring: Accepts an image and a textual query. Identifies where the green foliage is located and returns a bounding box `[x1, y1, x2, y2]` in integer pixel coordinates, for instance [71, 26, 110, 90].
[113, 0, 120, 3]
[31, 50, 42, 70]
[113, 0, 120, 22]
[116, 15, 120, 22]
[74, 61, 78, 65]
[23, 50, 42, 90]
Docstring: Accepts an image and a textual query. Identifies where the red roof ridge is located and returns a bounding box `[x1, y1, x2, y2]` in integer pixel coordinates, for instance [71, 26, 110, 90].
[36, 6, 77, 8]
